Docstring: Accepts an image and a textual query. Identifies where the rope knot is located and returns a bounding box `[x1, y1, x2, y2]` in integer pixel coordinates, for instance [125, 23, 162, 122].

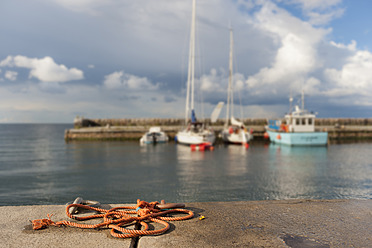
[31, 199, 194, 239]
[135, 199, 161, 216]
[32, 214, 56, 230]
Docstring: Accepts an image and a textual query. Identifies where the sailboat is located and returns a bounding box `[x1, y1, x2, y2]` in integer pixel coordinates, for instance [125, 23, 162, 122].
[221, 28, 253, 146]
[175, 0, 216, 145]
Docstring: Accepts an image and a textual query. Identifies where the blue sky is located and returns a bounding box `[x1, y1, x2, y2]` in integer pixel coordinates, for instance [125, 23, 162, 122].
[0, 0, 371, 123]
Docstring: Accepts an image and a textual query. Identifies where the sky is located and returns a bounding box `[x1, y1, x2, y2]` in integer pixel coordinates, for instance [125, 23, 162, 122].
[0, 0, 372, 123]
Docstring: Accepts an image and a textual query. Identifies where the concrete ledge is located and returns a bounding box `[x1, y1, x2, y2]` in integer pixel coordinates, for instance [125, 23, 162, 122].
[1, 200, 371, 247]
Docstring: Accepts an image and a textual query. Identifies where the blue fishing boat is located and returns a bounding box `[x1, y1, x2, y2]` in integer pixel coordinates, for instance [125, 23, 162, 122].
[265, 92, 328, 146]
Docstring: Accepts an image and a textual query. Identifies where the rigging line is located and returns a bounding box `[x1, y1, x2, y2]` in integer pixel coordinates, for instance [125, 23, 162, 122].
[195, 11, 206, 121]
[231, 28, 245, 121]
[181, 22, 189, 126]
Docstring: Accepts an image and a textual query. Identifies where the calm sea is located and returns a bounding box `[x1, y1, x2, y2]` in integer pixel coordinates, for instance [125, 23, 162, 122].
[0, 124, 371, 206]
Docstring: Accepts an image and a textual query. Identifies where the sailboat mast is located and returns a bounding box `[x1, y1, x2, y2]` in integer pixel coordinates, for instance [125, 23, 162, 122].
[225, 28, 234, 127]
[190, 0, 196, 112]
[185, 0, 196, 125]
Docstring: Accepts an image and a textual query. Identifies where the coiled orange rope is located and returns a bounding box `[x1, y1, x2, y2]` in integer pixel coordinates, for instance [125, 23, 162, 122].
[32, 199, 194, 239]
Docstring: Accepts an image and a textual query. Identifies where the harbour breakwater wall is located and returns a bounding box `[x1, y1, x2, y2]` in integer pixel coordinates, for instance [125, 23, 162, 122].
[64, 117, 372, 141]
[72, 117, 372, 128]
[72, 117, 268, 128]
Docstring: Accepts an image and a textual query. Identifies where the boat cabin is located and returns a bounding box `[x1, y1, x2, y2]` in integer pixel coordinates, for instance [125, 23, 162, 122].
[149, 127, 161, 133]
[284, 106, 315, 132]
[268, 105, 316, 133]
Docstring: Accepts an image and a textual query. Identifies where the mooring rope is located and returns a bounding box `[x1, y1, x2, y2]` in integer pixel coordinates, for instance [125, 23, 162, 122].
[31, 199, 194, 239]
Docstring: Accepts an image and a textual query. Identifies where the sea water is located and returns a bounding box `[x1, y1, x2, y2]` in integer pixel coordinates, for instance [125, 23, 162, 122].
[0, 124, 371, 206]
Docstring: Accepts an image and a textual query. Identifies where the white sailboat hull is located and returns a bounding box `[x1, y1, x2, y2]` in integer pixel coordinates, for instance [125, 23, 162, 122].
[221, 128, 252, 144]
[176, 129, 215, 145]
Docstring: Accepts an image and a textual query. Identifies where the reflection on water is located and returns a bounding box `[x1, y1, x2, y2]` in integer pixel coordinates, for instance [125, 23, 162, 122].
[176, 144, 207, 162]
[224, 145, 249, 176]
[267, 144, 329, 199]
[0, 124, 371, 206]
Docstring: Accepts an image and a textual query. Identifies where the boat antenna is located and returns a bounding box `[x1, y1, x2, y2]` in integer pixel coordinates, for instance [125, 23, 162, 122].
[289, 90, 293, 114]
[301, 89, 305, 110]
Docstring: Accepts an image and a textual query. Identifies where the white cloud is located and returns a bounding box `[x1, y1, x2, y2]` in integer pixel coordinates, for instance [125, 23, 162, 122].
[103, 71, 123, 89]
[199, 68, 249, 102]
[324, 50, 372, 90]
[200, 68, 225, 92]
[197, 0, 371, 113]
[0, 56, 13, 67]
[286, 0, 342, 11]
[103, 71, 158, 90]
[0, 55, 84, 83]
[330, 40, 357, 51]
[281, 0, 344, 25]
[276, 33, 319, 73]
[5, 71, 18, 81]
[245, 2, 328, 95]
[307, 8, 344, 26]
[303, 77, 321, 94]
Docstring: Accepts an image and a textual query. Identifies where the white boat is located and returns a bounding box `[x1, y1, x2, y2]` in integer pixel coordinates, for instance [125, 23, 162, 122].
[221, 117, 252, 145]
[221, 28, 252, 146]
[265, 91, 328, 146]
[140, 127, 169, 144]
[175, 0, 215, 145]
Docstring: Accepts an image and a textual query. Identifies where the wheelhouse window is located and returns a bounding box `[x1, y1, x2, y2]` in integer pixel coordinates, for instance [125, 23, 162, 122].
[296, 118, 300, 125]
[308, 118, 313, 125]
[302, 118, 306, 125]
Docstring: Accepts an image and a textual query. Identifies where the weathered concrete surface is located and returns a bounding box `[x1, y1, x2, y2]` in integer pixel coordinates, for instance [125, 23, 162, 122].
[1, 200, 371, 248]
[140, 200, 372, 248]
